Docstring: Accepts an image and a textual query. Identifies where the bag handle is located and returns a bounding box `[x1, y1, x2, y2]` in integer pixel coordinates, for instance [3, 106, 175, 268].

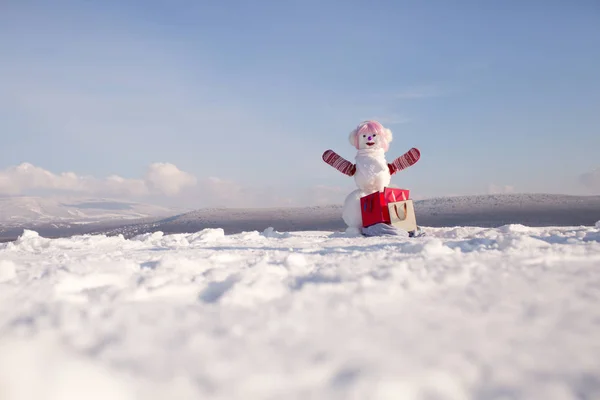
[392, 202, 408, 221]
[388, 189, 407, 202]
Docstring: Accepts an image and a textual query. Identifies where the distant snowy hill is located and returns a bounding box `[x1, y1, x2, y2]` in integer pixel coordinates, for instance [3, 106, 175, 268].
[416, 193, 600, 212]
[2, 193, 599, 242]
[0, 196, 177, 226]
[415, 193, 600, 227]
[106, 204, 346, 238]
[104, 193, 600, 238]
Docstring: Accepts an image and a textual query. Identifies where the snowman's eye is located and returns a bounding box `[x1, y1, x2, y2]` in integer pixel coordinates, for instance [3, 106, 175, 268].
[362, 135, 366, 137]
[373, 134, 377, 137]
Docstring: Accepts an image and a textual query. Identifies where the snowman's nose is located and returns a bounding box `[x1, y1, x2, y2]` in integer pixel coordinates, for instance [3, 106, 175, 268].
[368, 136, 373, 141]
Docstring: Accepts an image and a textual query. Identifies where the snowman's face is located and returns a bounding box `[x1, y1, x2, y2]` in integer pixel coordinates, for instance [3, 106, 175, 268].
[357, 131, 383, 150]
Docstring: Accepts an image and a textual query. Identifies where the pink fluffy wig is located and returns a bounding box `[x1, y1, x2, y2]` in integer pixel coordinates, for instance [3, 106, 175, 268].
[348, 120, 393, 151]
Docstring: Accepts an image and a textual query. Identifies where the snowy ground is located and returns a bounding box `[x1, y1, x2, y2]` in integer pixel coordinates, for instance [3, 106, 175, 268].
[1, 223, 600, 400]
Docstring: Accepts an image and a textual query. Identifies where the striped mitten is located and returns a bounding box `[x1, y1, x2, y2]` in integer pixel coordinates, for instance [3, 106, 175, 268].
[388, 148, 421, 175]
[322, 150, 356, 176]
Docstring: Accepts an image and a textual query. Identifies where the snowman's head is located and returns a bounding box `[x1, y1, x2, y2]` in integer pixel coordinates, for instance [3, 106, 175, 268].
[349, 120, 393, 151]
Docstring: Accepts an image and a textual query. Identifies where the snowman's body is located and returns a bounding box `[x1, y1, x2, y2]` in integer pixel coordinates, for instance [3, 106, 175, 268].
[353, 148, 391, 194]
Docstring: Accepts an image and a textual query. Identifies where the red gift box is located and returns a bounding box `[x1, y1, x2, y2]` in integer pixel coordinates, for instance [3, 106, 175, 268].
[360, 187, 410, 227]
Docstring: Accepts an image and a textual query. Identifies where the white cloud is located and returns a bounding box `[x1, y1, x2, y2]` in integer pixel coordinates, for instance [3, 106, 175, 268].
[145, 163, 196, 196]
[102, 175, 148, 197]
[0, 163, 195, 197]
[580, 168, 600, 192]
[0, 162, 356, 209]
[488, 184, 515, 195]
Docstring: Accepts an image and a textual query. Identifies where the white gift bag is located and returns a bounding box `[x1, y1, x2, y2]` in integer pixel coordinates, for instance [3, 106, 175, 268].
[387, 200, 418, 232]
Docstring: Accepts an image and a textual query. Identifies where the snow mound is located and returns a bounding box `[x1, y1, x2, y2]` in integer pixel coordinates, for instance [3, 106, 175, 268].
[1, 225, 600, 399]
[12, 229, 52, 252]
[497, 223, 533, 233]
[262, 226, 291, 238]
[188, 228, 225, 243]
[131, 228, 225, 247]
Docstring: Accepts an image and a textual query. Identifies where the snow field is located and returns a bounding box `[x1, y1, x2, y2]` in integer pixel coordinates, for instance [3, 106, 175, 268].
[1, 224, 600, 399]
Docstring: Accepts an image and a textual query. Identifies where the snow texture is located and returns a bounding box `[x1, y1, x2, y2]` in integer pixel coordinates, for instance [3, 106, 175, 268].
[1, 225, 600, 399]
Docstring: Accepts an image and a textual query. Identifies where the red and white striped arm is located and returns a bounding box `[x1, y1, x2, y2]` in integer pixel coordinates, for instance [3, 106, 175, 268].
[322, 150, 356, 176]
[388, 148, 421, 175]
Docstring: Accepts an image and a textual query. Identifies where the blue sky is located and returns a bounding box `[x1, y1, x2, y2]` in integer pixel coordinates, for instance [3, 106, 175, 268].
[1, 0, 599, 207]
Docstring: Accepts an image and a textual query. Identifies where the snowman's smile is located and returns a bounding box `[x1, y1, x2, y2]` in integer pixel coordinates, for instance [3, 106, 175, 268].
[366, 142, 375, 146]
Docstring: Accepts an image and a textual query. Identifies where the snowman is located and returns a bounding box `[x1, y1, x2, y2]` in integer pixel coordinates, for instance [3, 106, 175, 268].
[322, 120, 421, 236]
